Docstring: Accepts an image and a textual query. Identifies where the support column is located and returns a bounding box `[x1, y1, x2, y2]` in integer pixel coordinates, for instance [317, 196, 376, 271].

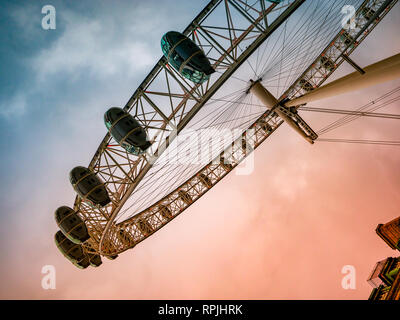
[249, 80, 278, 109]
[250, 81, 315, 144]
[286, 53, 400, 107]
[342, 54, 365, 74]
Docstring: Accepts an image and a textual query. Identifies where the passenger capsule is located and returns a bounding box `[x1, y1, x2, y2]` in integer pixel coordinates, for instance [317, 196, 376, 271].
[87, 252, 102, 267]
[104, 107, 152, 155]
[69, 166, 111, 207]
[55, 231, 90, 269]
[85, 243, 102, 267]
[54, 206, 89, 244]
[161, 31, 215, 84]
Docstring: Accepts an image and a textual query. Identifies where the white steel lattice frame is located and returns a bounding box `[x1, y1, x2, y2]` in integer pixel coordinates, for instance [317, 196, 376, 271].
[282, 0, 398, 100]
[72, 0, 397, 257]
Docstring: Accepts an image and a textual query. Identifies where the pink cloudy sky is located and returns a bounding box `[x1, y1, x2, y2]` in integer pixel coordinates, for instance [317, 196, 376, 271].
[0, 1, 399, 299]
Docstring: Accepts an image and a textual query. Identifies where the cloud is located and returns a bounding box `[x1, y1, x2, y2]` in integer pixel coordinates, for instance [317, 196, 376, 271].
[8, 3, 41, 40]
[31, 10, 155, 81]
[0, 91, 27, 117]
[3, 0, 187, 118]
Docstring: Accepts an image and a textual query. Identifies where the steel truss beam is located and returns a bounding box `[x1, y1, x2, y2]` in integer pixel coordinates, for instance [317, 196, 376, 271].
[113, 109, 284, 254]
[286, 53, 400, 107]
[282, 0, 398, 102]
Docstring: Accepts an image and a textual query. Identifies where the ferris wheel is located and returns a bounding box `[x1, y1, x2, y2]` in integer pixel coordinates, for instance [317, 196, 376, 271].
[53, 0, 400, 268]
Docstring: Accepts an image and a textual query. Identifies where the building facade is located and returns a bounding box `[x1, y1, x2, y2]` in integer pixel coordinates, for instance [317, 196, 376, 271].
[376, 216, 400, 251]
[368, 216, 400, 300]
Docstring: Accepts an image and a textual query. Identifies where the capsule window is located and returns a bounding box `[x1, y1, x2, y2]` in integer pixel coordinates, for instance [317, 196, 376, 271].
[172, 52, 184, 65]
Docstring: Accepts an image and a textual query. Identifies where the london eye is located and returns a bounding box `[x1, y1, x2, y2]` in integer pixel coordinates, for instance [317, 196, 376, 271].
[53, 0, 400, 268]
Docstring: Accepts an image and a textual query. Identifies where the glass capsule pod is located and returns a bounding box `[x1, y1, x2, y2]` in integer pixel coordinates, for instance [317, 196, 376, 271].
[55, 206, 89, 244]
[161, 31, 215, 84]
[104, 107, 152, 155]
[69, 166, 111, 207]
[106, 255, 119, 260]
[85, 242, 102, 267]
[55, 231, 90, 269]
[87, 251, 102, 267]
